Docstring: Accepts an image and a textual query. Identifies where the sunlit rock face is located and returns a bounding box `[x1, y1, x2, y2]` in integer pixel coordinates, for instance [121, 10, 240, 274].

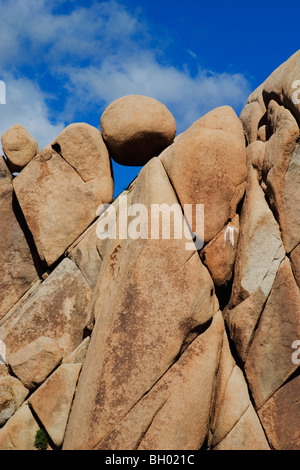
[1, 53, 300, 450]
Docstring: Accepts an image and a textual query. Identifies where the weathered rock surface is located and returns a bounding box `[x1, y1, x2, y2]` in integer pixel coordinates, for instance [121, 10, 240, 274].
[258, 375, 300, 450]
[91, 189, 135, 322]
[96, 311, 224, 451]
[213, 405, 270, 450]
[240, 51, 300, 142]
[0, 258, 93, 358]
[0, 376, 29, 426]
[67, 219, 102, 290]
[100, 95, 176, 166]
[29, 363, 81, 447]
[208, 329, 270, 450]
[290, 243, 300, 289]
[201, 215, 239, 287]
[1, 51, 300, 451]
[0, 404, 40, 450]
[51, 122, 114, 198]
[8, 336, 64, 390]
[246, 140, 265, 178]
[1, 124, 39, 173]
[0, 185, 40, 321]
[63, 337, 90, 365]
[63, 157, 218, 450]
[229, 166, 285, 309]
[244, 257, 300, 409]
[262, 49, 300, 124]
[239, 97, 266, 145]
[262, 100, 300, 253]
[224, 289, 266, 364]
[161, 106, 247, 243]
[13, 141, 113, 266]
[0, 365, 9, 379]
[0, 156, 12, 194]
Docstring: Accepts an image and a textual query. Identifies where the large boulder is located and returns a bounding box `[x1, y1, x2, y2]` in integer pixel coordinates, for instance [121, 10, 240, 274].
[0, 185, 40, 321]
[200, 215, 239, 287]
[161, 106, 247, 243]
[100, 95, 176, 166]
[262, 100, 300, 253]
[1, 124, 39, 172]
[244, 257, 300, 409]
[95, 312, 224, 451]
[0, 376, 29, 426]
[0, 404, 40, 450]
[229, 166, 285, 309]
[51, 122, 114, 202]
[8, 337, 64, 390]
[262, 49, 300, 125]
[13, 126, 113, 267]
[0, 258, 93, 359]
[66, 219, 103, 291]
[29, 363, 82, 448]
[63, 157, 218, 450]
[258, 375, 300, 450]
[240, 50, 300, 143]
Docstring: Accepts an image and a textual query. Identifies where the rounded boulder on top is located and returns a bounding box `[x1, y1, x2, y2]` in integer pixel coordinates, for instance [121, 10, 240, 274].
[100, 94, 177, 166]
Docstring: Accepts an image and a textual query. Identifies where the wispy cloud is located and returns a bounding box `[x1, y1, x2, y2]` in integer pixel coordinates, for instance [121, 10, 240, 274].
[0, 0, 251, 152]
[64, 55, 250, 132]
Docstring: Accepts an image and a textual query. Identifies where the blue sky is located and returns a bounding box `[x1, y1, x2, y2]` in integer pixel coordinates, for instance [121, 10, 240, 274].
[0, 0, 299, 196]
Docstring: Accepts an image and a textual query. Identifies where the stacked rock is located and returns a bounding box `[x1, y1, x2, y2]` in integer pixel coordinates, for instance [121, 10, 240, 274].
[0, 52, 299, 450]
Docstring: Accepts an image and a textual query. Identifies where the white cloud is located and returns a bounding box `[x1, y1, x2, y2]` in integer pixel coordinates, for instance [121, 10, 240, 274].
[0, 0, 251, 149]
[64, 54, 250, 132]
[0, 0, 145, 67]
[0, 74, 65, 152]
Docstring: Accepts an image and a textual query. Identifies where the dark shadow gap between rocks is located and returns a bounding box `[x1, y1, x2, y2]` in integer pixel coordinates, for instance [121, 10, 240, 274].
[12, 190, 46, 278]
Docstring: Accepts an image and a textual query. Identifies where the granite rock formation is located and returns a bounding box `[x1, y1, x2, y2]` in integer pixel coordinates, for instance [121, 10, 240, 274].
[0, 52, 299, 451]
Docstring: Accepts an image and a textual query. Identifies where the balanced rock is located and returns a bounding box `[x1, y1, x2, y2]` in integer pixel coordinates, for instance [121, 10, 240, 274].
[100, 95, 176, 166]
[1, 124, 39, 172]
[0, 51, 300, 452]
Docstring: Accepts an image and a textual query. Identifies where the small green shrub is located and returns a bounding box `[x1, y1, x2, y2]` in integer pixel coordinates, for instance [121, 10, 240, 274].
[34, 429, 49, 451]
